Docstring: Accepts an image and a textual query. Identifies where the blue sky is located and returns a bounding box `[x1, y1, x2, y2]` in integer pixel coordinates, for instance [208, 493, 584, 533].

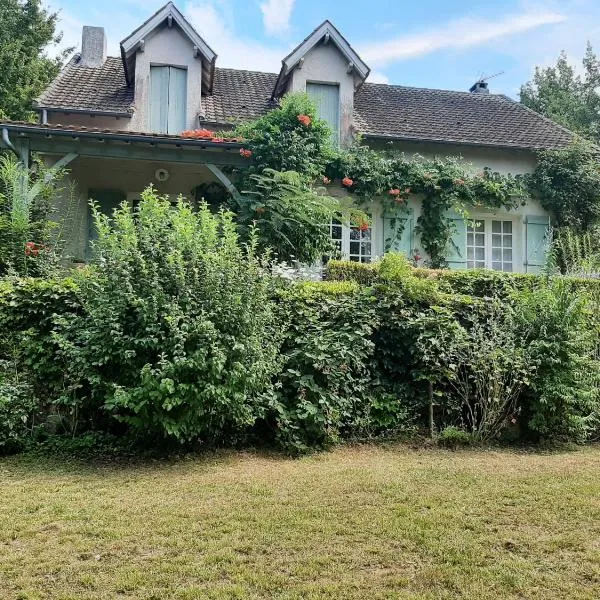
[47, 0, 600, 97]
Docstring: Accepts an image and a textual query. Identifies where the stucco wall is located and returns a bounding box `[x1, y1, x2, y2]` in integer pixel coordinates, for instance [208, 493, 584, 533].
[290, 43, 360, 146]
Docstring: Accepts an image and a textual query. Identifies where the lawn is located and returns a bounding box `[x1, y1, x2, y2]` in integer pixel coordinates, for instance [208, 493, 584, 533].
[1, 445, 599, 599]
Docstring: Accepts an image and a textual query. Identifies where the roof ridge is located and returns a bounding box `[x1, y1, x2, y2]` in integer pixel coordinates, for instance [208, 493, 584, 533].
[216, 66, 278, 76]
[362, 81, 511, 99]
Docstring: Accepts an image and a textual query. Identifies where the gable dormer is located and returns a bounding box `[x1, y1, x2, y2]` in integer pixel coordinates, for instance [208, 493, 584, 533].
[121, 2, 216, 134]
[272, 21, 370, 145]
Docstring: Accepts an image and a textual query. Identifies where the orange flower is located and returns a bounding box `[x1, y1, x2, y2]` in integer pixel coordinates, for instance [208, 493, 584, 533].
[240, 148, 253, 158]
[297, 114, 312, 126]
[181, 128, 215, 139]
[342, 177, 354, 187]
[25, 242, 40, 257]
[358, 222, 369, 232]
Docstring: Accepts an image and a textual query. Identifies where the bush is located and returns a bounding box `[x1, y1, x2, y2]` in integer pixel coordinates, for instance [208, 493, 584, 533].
[271, 281, 380, 452]
[438, 426, 473, 448]
[56, 187, 282, 443]
[513, 279, 600, 442]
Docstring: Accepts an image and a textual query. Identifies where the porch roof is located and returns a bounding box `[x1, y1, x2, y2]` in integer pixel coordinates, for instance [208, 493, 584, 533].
[0, 121, 247, 167]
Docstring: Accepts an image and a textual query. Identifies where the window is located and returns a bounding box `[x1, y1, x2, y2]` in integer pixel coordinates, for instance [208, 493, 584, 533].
[325, 219, 372, 263]
[306, 82, 340, 144]
[150, 66, 187, 134]
[467, 218, 514, 272]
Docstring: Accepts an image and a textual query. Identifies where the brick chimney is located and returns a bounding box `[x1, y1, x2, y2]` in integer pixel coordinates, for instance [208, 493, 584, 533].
[80, 26, 107, 68]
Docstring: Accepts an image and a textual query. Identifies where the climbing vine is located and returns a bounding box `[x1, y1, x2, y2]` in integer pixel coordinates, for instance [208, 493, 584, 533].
[184, 93, 528, 268]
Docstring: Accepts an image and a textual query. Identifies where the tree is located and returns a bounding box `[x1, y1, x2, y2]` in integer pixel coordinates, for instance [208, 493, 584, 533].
[0, 0, 70, 121]
[520, 43, 600, 144]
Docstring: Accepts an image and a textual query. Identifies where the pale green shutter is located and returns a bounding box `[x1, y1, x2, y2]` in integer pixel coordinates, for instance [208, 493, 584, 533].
[383, 208, 414, 256]
[167, 67, 187, 135]
[87, 189, 126, 256]
[306, 83, 340, 144]
[150, 66, 169, 133]
[525, 215, 551, 273]
[446, 212, 467, 269]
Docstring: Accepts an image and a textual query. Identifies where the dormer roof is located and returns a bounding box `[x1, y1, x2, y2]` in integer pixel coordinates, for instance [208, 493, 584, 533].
[272, 20, 370, 98]
[120, 1, 217, 91]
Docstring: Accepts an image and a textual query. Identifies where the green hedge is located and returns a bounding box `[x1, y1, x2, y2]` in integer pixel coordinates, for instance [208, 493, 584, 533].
[326, 258, 600, 297]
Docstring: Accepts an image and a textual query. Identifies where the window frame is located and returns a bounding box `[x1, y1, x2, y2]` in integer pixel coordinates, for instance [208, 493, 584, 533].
[326, 218, 373, 264]
[466, 216, 516, 272]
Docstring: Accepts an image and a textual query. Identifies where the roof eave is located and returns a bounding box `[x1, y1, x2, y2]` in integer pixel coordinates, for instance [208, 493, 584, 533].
[35, 106, 134, 119]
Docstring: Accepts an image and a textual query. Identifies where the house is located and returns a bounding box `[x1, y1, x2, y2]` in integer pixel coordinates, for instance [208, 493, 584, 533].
[0, 2, 574, 272]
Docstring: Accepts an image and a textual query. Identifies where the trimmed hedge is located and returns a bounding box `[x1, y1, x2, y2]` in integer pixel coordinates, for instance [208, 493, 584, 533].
[326, 258, 600, 297]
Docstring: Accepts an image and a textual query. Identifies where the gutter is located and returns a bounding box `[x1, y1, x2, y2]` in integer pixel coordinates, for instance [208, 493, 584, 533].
[0, 122, 244, 150]
[1, 127, 20, 158]
[35, 106, 134, 119]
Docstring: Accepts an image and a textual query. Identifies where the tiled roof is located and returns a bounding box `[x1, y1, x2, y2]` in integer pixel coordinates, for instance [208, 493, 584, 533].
[36, 55, 134, 115]
[35, 58, 574, 150]
[202, 68, 279, 125]
[353, 83, 573, 150]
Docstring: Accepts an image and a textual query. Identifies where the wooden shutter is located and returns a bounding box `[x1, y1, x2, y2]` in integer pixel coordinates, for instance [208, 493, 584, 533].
[167, 67, 187, 135]
[150, 66, 169, 133]
[306, 83, 340, 144]
[382, 208, 414, 256]
[525, 215, 551, 273]
[87, 189, 126, 257]
[446, 212, 467, 269]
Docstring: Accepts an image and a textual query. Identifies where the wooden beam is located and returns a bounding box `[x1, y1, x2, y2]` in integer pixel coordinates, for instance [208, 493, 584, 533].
[206, 163, 244, 202]
[27, 152, 79, 203]
[24, 137, 247, 167]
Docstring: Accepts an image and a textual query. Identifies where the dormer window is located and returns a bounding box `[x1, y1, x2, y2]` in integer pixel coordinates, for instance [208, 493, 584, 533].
[307, 82, 340, 145]
[150, 65, 187, 134]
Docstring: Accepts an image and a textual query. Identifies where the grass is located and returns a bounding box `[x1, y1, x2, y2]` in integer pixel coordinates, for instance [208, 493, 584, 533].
[1, 445, 600, 599]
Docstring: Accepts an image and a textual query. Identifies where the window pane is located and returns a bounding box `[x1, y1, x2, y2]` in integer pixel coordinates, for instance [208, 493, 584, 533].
[504, 235, 512, 247]
[503, 249, 512, 261]
[503, 263, 513, 272]
[503, 221, 512, 234]
[475, 247, 485, 260]
[492, 261, 502, 271]
[492, 248, 501, 261]
[350, 241, 360, 255]
[467, 247, 474, 260]
[492, 221, 502, 233]
[492, 234, 502, 247]
[475, 234, 485, 246]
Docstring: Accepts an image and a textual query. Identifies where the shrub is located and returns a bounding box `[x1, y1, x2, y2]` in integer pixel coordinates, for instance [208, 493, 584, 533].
[438, 426, 473, 448]
[57, 187, 282, 443]
[513, 278, 600, 442]
[271, 282, 379, 452]
[326, 259, 379, 285]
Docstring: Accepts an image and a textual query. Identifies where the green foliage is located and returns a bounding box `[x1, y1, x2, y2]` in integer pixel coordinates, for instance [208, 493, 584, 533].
[233, 93, 334, 182]
[235, 169, 365, 264]
[512, 279, 600, 443]
[0, 0, 71, 121]
[437, 426, 473, 448]
[0, 154, 76, 276]
[271, 283, 379, 452]
[56, 186, 282, 443]
[520, 43, 600, 144]
[326, 259, 379, 285]
[553, 226, 600, 275]
[527, 142, 600, 231]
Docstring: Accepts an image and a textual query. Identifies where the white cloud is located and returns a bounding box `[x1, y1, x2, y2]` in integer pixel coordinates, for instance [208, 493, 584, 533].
[368, 71, 389, 84]
[185, 1, 288, 72]
[359, 11, 567, 66]
[260, 0, 295, 36]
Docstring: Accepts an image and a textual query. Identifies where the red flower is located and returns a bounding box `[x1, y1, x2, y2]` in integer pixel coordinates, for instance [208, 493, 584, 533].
[358, 222, 369, 232]
[388, 188, 400, 196]
[297, 114, 312, 127]
[240, 148, 253, 158]
[322, 176, 331, 185]
[25, 242, 40, 257]
[342, 177, 354, 187]
[181, 128, 215, 139]
[414, 253, 422, 262]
